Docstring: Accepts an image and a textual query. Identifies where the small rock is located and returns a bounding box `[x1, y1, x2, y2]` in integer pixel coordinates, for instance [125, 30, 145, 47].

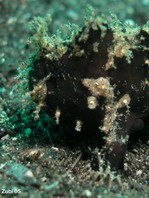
[6, 163, 38, 186]
[83, 189, 92, 197]
[19, 148, 45, 161]
[1, 134, 10, 140]
[136, 170, 143, 175]
[12, 137, 17, 141]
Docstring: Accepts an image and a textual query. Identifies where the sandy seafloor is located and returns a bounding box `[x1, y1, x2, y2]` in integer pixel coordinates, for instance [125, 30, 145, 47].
[0, 0, 149, 197]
